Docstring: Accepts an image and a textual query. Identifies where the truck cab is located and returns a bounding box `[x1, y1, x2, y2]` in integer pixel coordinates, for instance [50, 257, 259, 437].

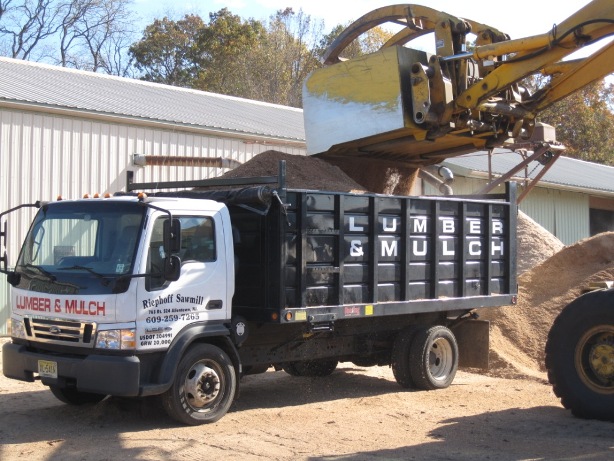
[3, 194, 236, 401]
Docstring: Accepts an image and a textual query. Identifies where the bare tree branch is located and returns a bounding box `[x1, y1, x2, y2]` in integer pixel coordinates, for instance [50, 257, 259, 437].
[0, 0, 136, 75]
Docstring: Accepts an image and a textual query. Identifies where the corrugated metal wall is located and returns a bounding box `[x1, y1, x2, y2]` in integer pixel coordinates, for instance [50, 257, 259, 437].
[0, 107, 306, 335]
[520, 187, 589, 245]
[424, 176, 590, 245]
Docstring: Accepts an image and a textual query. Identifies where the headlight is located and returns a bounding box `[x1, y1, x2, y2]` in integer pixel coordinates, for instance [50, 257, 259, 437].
[96, 329, 136, 350]
[10, 318, 27, 339]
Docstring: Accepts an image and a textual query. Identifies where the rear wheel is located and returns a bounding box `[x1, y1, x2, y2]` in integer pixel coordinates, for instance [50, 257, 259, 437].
[408, 325, 458, 390]
[391, 326, 420, 388]
[49, 386, 106, 405]
[282, 359, 338, 377]
[546, 291, 614, 422]
[161, 344, 236, 425]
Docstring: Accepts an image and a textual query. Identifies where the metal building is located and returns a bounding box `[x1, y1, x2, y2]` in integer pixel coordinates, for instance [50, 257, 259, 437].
[0, 57, 306, 335]
[436, 152, 614, 245]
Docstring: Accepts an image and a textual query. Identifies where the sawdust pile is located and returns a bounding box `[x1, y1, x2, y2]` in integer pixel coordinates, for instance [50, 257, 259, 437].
[482, 232, 614, 380]
[516, 211, 564, 275]
[222, 151, 614, 381]
[220, 150, 419, 195]
[323, 156, 419, 195]
[220, 150, 366, 192]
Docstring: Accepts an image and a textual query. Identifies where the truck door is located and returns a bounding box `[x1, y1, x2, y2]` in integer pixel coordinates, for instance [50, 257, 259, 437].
[136, 214, 229, 350]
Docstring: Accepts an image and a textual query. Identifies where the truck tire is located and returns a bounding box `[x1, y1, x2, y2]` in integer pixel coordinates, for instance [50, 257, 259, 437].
[282, 359, 338, 377]
[161, 343, 236, 425]
[49, 386, 107, 405]
[408, 325, 458, 390]
[391, 326, 420, 388]
[545, 292, 614, 422]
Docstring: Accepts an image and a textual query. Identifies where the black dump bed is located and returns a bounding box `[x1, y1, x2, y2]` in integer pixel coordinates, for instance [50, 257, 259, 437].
[229, 185, 517, 324]
[143, 164, 517, 325]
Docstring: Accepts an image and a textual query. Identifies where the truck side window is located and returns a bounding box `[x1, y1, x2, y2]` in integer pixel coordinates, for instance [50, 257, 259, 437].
[181, 217, 216, 263]
[146, 216, 216, 291]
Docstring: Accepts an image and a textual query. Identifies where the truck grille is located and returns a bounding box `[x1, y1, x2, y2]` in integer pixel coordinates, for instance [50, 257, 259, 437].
[24, 317, 96, 347]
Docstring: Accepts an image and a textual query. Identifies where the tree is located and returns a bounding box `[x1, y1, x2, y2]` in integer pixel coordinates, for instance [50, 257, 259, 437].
[317, 22, 393, 61]
[0, 0, 136, 75]
[129, 10, 265, 92]
[0, 0, 63, 60]
[537, 80, 614, 165]
[129, 14, 204, 86]
[241, 8, 323, 106]
[192, 8, 265, 96]
[58, 0, 135, 74]
[128, 8, 388, 107]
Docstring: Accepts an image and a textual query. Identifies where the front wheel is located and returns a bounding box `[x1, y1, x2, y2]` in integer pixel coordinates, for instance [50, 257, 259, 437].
[546, 291, 614, 422]
[161, 343, 237, 425]
[49, 386, 107, 405]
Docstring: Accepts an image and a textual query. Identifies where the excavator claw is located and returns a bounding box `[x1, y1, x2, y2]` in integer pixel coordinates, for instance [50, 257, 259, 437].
[304, 0, 614, 174]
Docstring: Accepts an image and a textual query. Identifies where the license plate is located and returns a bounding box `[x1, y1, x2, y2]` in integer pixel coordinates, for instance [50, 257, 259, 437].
[38, 360, 58, 379]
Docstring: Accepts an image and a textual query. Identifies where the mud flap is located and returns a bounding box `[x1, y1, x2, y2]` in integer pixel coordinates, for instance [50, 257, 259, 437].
[452, 320, 490, 370]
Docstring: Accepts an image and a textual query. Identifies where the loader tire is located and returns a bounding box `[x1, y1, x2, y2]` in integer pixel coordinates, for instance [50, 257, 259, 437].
[545, 291, 614, 422]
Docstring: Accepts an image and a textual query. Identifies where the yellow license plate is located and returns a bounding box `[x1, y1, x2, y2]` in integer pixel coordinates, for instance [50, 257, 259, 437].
[38, 360, 58, 379]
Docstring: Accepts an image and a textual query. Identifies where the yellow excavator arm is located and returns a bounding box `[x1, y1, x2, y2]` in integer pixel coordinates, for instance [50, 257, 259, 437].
[303, 0, 614, 168]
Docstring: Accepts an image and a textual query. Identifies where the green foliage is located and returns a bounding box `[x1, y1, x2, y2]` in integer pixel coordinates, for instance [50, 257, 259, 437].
[318, 23, 393, 61]
[242, 8, 322, 106]
[129, 7, 325, 107]
[129, 15, 206, 86]
[538, 81, 614, 165]
[193, 9, 265, 95]
[128, 7, 399, 107]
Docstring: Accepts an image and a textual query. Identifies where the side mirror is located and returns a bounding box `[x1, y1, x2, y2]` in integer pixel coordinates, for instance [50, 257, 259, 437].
[6, 271, 21, 286]
[163, 219, 181, 254]
[0, 252, 7, 275]
[163, 255, 181, 282]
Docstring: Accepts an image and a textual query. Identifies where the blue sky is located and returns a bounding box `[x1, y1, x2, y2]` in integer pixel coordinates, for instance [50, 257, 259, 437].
[131, 0, 595, 39]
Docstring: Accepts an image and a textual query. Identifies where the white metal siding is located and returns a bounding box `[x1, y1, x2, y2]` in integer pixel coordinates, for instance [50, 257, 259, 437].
[520, 187, 589, 245]
[423, 176, 507, 196]
[423, 176, 590, 246]
[0, 107, 305, 335]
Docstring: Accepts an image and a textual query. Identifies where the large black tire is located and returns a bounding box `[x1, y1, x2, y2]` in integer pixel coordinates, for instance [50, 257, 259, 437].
[49, 386, 107, 405]
[161, 343, 237, 425]
[408, 325, 458, 390]
[282, 359, 338, 377]
[545, 291, 614, 422]
[391, 326, 420, 388]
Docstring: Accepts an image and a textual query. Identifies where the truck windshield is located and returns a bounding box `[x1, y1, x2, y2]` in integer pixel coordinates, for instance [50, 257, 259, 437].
[15, 201, 146, 295]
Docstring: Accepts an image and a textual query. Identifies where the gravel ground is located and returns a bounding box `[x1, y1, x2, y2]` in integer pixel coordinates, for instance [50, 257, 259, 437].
[1, 339, 613, 461]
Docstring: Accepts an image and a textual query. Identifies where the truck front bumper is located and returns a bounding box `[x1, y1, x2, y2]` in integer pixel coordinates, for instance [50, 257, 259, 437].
[2, 342, 141, 396]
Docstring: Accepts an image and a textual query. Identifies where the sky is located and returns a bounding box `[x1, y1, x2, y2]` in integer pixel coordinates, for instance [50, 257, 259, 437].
[131, 0, 596, 39]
